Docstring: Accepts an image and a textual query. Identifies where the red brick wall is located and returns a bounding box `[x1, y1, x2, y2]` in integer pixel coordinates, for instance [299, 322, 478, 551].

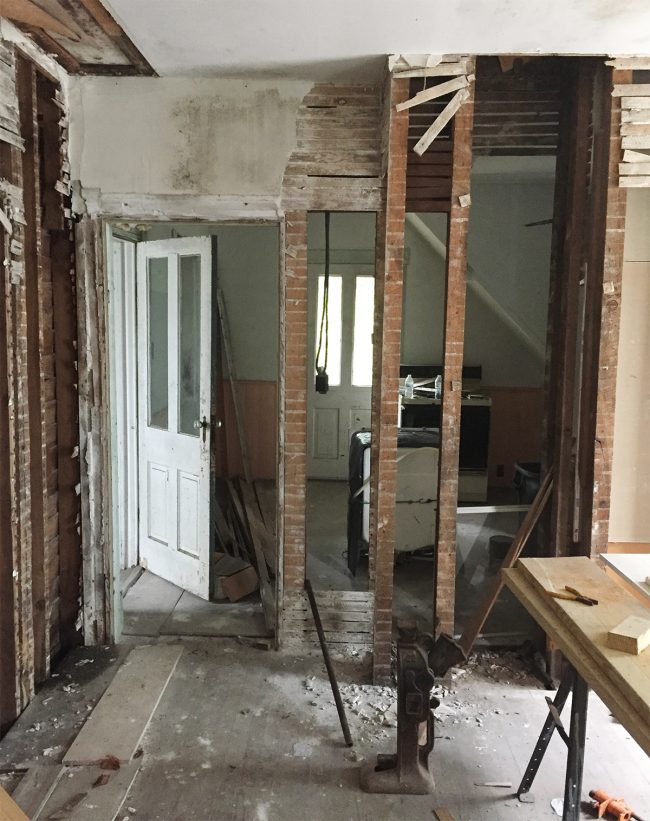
[434, 78, 475, 635]
[281, 212, 308, 592]
[591, 68, 628, 553]
[369, 76, 409, 683]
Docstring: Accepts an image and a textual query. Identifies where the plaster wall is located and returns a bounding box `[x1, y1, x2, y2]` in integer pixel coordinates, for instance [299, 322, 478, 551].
[610, 189, 650, 544]
[68, 77, 310, 203]
[402, 170, 555, 387]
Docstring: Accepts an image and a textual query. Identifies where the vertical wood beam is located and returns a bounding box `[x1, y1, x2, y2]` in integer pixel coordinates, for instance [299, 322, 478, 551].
[0, 118, 35, 721]
[433, 68, 475, 635]
[17, 55, 49, 684]
[281, 211, 308, 595]
[0, 148, 18, 734]
[369, 75, 409, 683]
[76, 215, 112, 644]
[548, 62, 592, 555]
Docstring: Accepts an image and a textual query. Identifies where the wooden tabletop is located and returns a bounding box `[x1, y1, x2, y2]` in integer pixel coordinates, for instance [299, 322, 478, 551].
[503, 556, 650, 757]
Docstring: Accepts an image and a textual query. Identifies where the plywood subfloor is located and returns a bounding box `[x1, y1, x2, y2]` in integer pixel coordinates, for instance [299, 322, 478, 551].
[5, 641, 648, 820]
[123, 571, 268, 638]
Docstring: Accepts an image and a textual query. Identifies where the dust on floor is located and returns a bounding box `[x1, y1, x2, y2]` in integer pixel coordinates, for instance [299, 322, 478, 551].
[1, 641, 649, 820]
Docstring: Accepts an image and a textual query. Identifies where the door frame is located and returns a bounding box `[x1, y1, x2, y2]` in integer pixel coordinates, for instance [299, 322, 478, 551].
[100, 216, 283, 642]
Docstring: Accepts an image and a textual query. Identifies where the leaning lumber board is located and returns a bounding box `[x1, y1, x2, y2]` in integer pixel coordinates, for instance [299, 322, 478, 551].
[414, 89, 469, 156]
[10, 766, 63, 819]
[516, 557, 650, 727]
[396, 76, 469, 112]
[0, 787, 29, 821]
[34, 764, 140, 821]
[503, 568, 650, 757]
[607, 615, 650, 654]
[63, 645, 182, 765]
[457, 471, 552, 655]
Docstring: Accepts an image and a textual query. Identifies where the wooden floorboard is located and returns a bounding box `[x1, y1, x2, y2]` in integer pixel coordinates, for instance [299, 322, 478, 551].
[63, 645, 182, 765]
[10, 765, 62, 819]
[34, 764, 140, 821]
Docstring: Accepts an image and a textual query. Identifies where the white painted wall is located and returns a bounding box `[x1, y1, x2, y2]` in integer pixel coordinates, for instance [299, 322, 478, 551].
[68, 77, 310, 202]
[146, 224, 279, 381]
[610, 189, 650, 544]
[402, 165, 555, 387]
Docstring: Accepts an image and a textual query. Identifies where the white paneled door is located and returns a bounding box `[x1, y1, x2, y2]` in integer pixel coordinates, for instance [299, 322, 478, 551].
[136, 237, 212, 598]
[307, 269, 375, 479]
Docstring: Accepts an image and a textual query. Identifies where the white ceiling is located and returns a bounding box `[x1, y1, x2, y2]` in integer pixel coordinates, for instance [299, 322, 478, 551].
[104, 0, 650, 80]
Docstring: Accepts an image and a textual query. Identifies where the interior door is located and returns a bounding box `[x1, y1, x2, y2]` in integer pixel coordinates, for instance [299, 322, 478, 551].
[307, 268, 375, 479]
[136, 237, 212, 598]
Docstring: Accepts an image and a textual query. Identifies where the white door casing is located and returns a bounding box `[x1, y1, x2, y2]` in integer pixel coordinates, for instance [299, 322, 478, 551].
[307, 267, 375, 480]
[136, 237, 212, 598]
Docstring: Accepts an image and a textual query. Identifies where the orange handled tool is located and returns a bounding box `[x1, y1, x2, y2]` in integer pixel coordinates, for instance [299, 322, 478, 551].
[590, 789, 647, 821]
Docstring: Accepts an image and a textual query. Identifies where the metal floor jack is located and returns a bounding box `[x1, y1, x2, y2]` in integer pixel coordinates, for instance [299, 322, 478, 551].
[360, 625, 465, 795]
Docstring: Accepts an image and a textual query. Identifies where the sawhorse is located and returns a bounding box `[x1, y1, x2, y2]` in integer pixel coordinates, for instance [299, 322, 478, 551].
[517, 664, 589, 821]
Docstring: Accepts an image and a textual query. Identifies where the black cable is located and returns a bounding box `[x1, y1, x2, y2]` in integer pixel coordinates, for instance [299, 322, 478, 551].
[315, 212, 330, 374]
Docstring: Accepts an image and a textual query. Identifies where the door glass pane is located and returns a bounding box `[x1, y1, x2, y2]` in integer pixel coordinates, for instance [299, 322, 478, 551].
[315, 275, 342, 386]
[352, 276, 375, 386]
[148, 257, 168, 429]
[178, 255, 201, 436]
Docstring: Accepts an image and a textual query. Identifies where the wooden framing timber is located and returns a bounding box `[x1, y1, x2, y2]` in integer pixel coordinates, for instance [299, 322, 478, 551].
[76, 215, 113, 645]
[432, 60, 476, 635]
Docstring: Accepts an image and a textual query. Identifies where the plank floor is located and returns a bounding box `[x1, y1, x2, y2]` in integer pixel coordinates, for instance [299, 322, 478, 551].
[123, 571, 267, 638]
[2, 641, 649, 820]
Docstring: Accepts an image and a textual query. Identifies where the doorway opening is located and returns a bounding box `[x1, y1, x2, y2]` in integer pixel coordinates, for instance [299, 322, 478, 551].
[305, 212, 376, 605]
[108, 221, 280, 640]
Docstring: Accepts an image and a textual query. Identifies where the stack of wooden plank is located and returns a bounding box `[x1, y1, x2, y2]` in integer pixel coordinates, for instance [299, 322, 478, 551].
[610, 59, 650, 187]
[503, 557, 650, 756]
[213, 479, 276, 625]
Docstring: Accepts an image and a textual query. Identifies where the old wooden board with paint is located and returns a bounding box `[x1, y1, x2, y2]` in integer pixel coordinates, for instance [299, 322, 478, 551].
[63, 645, 182, 765]
[503, 557, 650, 757]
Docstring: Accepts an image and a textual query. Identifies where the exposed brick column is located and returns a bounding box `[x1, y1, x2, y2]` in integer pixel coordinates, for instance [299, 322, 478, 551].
[433, 76, 475, 635]
[282, 211, 309, 593]
[369, 77, 409, 684]
[590, 68, 628, 554]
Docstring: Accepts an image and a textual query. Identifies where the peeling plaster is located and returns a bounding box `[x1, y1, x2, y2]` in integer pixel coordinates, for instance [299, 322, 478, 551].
[68, 77, 311, 209]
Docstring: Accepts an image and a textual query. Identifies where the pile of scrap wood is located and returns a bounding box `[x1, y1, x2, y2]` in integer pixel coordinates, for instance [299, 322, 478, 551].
[213, 478, 276, 625]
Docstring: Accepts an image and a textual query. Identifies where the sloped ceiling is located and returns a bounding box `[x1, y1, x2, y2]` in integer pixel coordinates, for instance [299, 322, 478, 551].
[102, 0, 650, 80]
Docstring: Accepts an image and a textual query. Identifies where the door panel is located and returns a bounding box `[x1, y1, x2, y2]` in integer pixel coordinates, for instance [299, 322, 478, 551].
[307, 269, 375, 479]
[137, 237, 212, 599]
